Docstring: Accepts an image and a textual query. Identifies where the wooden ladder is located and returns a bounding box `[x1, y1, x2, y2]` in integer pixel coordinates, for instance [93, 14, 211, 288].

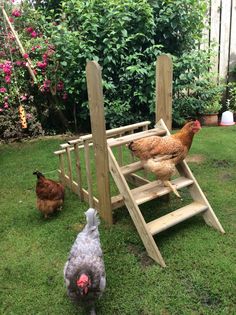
[107, 119, 225, 267]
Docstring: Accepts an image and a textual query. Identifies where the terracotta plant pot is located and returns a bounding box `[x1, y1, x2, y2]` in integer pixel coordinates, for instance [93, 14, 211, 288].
[200, 113, 219, 126]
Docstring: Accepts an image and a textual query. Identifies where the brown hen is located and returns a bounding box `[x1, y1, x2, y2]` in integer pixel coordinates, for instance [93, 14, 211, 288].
[33, 171, 65, 218]
[128, 120, 201, 199]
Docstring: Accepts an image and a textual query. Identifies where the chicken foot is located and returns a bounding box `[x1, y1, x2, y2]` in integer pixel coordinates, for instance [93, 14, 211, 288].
[163, 180, 183, 200]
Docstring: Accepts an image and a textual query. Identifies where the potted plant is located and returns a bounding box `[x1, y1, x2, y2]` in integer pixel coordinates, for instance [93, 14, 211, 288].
[198, 81, 224, 126]
[200, 100, 222, 126]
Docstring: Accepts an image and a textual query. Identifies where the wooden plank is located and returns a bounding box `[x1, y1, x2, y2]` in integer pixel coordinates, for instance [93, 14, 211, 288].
[219, 0, 231, 80]
[65, 147, 73, 189]
[78, 121, 151, 142]
[158, 119, 225, 234]
[156, 55, 173, 130]
[125, 173, 151, 187]
[210, 0, 221, 77]
[229, 0, 236, 71]
[58, 154, 65, 178]
[84, 140, 94, 208]
[58, 170, 99, 208]
[147, 202, 208, 235]
[86, 61, 112, 224]
[107, 128, 166, 147]
[108, 146, 166, 266]
[120, 161, 143, 175]
[117, 134, 123, 166]
[73, 143, 83, 200]
[131, 177, 193, 205]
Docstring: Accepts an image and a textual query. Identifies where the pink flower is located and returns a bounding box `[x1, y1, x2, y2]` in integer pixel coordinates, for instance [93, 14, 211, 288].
[3, 66, 12, 75]
[0, 87, 7, 93]
[20, 94, 28, 101]
[57, 81, 64, 91]
[4, 96, 8, 101]
[23, 53, 29, 59]
[26, 113, 32, 119]
[62, 92, 68, 100]
[12, 9, 21, 17]
[9, 17, 14, 23]
[26, 27, 34, 33]
[0, 108, 3, 112]
[4, 103, 9, 109]
[15, 61, 22, 66]
[36, 61, 47, 69]
[42, 53, 48, 61]
[31, 31, 37, 38]
[5, 76, 11, 84]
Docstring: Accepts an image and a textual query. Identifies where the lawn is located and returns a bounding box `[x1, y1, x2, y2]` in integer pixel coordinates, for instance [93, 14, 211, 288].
[0, 126, 235, 315]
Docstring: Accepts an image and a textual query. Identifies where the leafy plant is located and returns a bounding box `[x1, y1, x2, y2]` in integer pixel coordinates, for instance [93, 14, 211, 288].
[228, 82, 236, 112]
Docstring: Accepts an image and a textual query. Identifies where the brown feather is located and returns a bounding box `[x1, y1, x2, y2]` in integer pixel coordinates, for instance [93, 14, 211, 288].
[34, 173, 65, 218]
[128, 121, 201, 181]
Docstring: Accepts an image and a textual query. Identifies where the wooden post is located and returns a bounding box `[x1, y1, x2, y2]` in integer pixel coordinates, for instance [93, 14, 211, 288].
[73, 143, 83, 200]
[84, 140, 94, 208]
[156, 55, 173, 130]
[65, 146, 73, 189]
[86, 61, 112, 225]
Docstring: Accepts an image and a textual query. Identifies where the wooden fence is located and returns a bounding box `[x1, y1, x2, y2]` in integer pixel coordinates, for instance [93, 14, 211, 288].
[203, 0, 236, 82]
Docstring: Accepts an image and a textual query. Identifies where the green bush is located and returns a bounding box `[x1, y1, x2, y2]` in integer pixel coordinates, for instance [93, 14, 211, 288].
[1, 0, 212, 136]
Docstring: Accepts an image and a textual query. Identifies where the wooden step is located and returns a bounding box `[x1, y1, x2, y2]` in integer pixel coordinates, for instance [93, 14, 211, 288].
[111, 176, 193, 210]
[120, 161, 143, 175]
[107, 128, 166, 147]
[147, 202, 208, 235]
[131, 177, 194, 205]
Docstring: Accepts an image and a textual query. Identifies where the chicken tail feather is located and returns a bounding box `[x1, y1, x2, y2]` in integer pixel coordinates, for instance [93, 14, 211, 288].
[33, 170, 44, 178]
[127, 141, 134, 151]
[85, 208, 100, 228]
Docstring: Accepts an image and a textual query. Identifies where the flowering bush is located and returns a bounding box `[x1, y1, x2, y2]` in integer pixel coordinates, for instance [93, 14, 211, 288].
[1, 0, 211, 138]
[0, 2, 67, 140]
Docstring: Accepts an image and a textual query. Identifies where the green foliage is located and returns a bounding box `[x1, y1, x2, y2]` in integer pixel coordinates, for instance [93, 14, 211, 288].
[1, 0, 214, 135]
[149, 0, 208, 54]
[228, 82, 236, 112]
[0, 104, 44, 141]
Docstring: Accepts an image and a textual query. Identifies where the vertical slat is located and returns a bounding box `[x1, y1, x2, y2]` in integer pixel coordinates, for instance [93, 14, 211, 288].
[219, 0, 231, 80]
[66, 147, 73, 188]
[229, 0, 236, 72]
[142, 125, 148, 179]
[86, 61, 112, 225]
[59, 153, 65, 182]
[84, 140, 94, 208]
[117, 133, 123, 166]
[210, 0, 221, 78]
[74, 143, 83, 200]
[156, 55, 173, 130]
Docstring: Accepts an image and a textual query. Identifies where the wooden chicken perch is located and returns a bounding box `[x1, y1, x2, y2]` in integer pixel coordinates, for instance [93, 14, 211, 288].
[54, 55, 225, 267]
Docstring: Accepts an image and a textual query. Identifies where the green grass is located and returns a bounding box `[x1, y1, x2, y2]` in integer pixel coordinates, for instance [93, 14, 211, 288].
[0, 127, 236, 315]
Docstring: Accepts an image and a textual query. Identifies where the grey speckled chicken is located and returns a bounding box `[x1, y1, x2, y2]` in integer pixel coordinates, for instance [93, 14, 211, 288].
[64, 208, 106, 315]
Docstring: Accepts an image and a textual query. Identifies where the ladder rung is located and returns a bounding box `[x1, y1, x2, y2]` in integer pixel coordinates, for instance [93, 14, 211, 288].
[107, 128, 166, 147]
[132, 177, 194, 205]
[120, 161, 143, 175]
[147, 202, 208, 235]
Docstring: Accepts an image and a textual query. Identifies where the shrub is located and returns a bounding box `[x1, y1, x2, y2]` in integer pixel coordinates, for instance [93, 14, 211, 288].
[1, 0, 212, 136]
